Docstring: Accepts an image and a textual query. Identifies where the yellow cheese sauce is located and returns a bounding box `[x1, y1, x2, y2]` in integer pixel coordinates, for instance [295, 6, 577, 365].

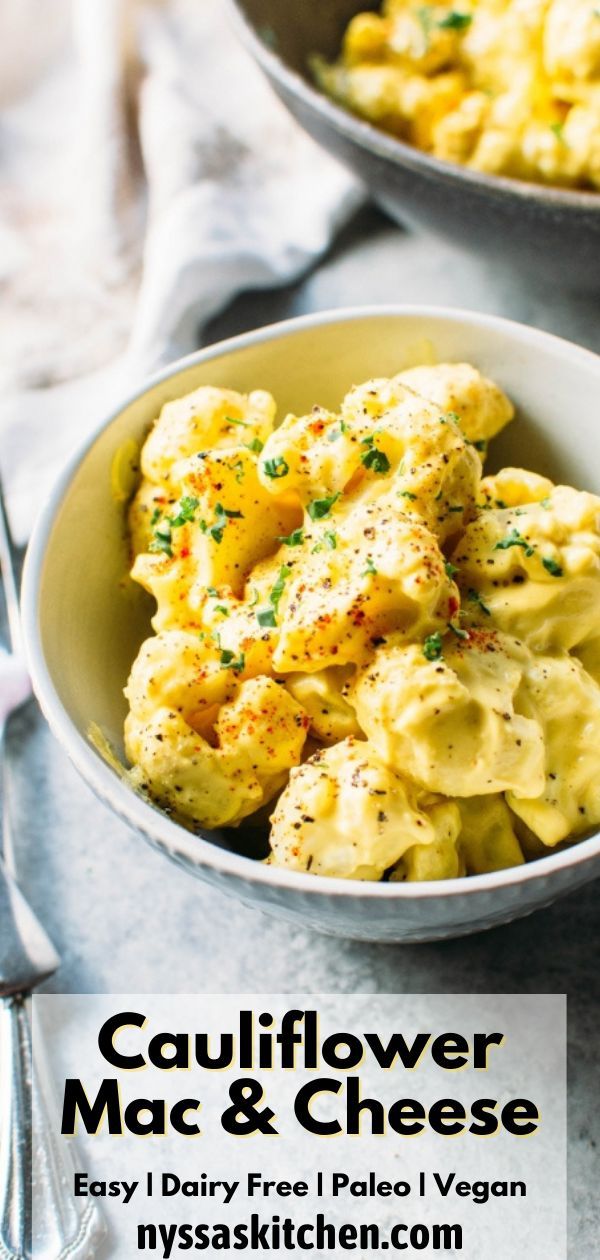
[312, 1, 600, 190]
[124, 366, 600, 881]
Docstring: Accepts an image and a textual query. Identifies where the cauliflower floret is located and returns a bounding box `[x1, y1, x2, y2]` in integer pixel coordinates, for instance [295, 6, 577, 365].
[284, 667, 362, 744]
[351, 629, 545, 797]
[269, 736, 461, 880]
[479, 466, 554, 509]
[395, 362, 514, 448]
[451, 485, 600, 652]
[141, 387, 276, 486]
[272, 501, 458, 672]
[456, 795, 525, 874]
[125, 675, 309, 829]
[388, 801, 465, 881]
[544, 0, 600, 84]
[507, 654, 600, 846]
[131, 447, 300, 623]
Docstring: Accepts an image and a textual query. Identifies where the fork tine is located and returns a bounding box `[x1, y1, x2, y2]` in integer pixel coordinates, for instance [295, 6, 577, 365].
[0, 478, 24, 658]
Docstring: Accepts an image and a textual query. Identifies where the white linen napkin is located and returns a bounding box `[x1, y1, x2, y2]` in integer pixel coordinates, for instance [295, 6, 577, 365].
[0, 0, 362, 542]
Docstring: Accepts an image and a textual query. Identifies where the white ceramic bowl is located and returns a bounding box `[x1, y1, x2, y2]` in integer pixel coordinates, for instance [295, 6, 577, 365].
[22, 307, 600, 942]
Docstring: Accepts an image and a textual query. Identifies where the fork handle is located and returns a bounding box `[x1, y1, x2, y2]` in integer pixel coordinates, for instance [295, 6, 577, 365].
[0, 997, 105, 1260]
[0, 997, 31, 1259]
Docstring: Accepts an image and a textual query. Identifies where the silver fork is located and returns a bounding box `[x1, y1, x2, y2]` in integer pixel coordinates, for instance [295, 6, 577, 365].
[0, 482, 105, 1259]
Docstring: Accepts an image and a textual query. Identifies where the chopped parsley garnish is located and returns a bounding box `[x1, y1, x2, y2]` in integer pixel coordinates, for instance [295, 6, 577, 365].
[468, 587, 491, 616]
[225, 415, 248, 427]
[360, 436, 390, 474]
[448, 622, 469, 639]
[200, 503, 244, 544]
[149, 521, 173, 557]
[206, 586, 219, 596]
[214, 605, 229, 616]
[270, 565, 291, 611]
[472, 439, 488, 453]
[245, 437, 264, 455]
[150, 495, 201, 553]
[362, 555, 378, 576]
[542, 556, 563, 578]
[256, 564, 291, 628]
[311, 530, 337, 554]
[439, 410, 462, 426]
[307, 492, 340, 521]
[262, 456, 289, 479]
[444, 561, 459, 579]
[278, 527, 304, 547]
[229, 458, 245, 484]
[256, 607, 277, 628]
[169, 496, 200, 526]
[423, 632, 444, 661]
[340, 417, 348, 434]
[448, 504, 464, 513]
[399, 489, 417, 501]
[219, 649, 245, 672]
[550, 121, 568, 147]
[493, 528, 535, 557]
[437, 11, 473, 30]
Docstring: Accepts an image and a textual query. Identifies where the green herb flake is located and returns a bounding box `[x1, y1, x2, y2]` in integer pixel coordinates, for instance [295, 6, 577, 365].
[437, 11, 473, 31]
[362, 555, 378, 577]
[149, 527, 173, 558]
[423, 632, 444, 661]
[323, 530, 337, 550]
[448, 622, 470, 640]
[262, 456, 289, 480]
[202, 503, 244, 544]
[473, 439, 488, 453]
[256, 607, 277, 628]
[277, 527, 304, 547]
[245, 437, 264, 455]
[214, 605, 229, 617]
[467, 587, 491, 616]
[444, 561, 459, 579]
[219, 649, 245, 673]
[307, 492, 340, 521]
[399, 490, 417, 501]
[542, 556, 563, 578]
[150, 507, 162, 526]
[206, 586, 219, 596]
[224, 415, 248, 428]
[550, 121, 568, 147]
[269, 564, 291, 612]
[169, 496, 200, 527]
[493, 527, 535, 557]
[361, 445, 391, 475]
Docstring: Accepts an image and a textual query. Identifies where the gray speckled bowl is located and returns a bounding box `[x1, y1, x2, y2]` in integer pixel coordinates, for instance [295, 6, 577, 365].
[22, 307, 600, 942]
[230, 0, 600, 291]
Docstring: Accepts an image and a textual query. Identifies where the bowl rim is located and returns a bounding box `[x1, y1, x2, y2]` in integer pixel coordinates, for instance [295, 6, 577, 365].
[22, 303, 600, 903]
[228, 0, 600, 214]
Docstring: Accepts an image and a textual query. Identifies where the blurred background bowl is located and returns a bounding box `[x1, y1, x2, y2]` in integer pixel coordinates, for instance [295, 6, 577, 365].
[229, 0, 600, 291]
[22, 306, 600, 943]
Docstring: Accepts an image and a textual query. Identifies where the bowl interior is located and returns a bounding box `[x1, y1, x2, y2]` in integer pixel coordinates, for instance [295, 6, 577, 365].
[236, 0, 367, 72]
[29, 309, 600, 863]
